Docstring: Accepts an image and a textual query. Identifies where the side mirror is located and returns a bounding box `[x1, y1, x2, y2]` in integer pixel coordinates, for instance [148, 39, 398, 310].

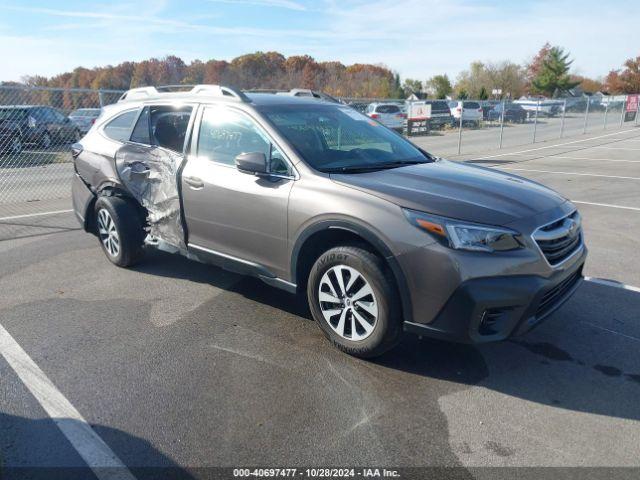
[235, 152, 268, 175]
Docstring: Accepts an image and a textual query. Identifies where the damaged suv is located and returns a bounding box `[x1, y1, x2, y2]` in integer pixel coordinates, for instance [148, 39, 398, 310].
[72, 85, 586, 358]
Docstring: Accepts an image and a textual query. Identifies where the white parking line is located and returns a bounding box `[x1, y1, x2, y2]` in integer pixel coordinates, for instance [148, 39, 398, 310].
[572, 201, 640, 212]
[580, 321, 640, 343]
[477, 128, 640, 159]
[585, 277, 640, 293]
[549, 156, 640, 163]
[0, 323, 136, 480]
[500, 167, 640, 180]
[0, 209, 73, 222]
[592, 146, 640, 151]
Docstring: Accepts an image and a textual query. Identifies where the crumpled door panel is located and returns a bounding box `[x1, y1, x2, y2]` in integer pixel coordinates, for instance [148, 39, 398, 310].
[115, 143, 186, 251]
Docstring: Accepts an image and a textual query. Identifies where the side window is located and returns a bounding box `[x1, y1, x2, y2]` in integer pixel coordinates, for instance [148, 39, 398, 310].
[103, 110, 139, 142]
[31, 108, 45, 122]
[130, 107, 151, 144]
[150, 106, 193, 153]
[197, 107, 289, 175]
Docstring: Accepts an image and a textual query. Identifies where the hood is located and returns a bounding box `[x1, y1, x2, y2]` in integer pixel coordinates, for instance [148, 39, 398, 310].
[331, 160, 567, 226]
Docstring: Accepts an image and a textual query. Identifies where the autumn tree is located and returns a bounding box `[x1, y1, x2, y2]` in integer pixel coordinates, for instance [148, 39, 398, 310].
[402, 78, 423, 97]
[526, 42, 552, 86]
[425, 74, 452, 99]
[530, 46, 579, 97]
[571, 75, 603, 93]
[605, 55, 640, 94]
[12, 52, 402, 99]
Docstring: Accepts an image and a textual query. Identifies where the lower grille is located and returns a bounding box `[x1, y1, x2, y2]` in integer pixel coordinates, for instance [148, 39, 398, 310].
[536, 270, 581, 318]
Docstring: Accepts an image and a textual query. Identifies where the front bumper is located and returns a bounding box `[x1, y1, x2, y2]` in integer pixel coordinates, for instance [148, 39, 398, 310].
[403, 255, 585, 343]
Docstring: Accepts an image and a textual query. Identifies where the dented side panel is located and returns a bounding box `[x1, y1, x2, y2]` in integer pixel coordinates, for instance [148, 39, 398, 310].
[115, 143, 186, 251]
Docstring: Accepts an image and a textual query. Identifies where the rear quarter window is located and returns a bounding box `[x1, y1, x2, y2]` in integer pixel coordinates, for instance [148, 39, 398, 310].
[377, 105, 400, 114]
[103, 110, 139, 142]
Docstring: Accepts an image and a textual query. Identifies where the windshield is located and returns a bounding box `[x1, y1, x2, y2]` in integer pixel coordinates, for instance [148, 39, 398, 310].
[0, 109, 27, 121]
[261, 104, 431, 172]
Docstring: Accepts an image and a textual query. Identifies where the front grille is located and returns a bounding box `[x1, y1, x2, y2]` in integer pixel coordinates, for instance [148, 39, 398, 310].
[536, 270, 581, 318]
[533, 211, 582, 265]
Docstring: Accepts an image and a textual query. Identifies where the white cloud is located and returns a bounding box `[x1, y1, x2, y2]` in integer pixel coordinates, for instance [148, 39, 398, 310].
[1, 0, 638, 82]
[207, 0, 306, 11]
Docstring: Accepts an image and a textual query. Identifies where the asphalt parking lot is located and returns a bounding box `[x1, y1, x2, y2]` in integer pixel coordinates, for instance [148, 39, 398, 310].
[1, 126, 640, 478]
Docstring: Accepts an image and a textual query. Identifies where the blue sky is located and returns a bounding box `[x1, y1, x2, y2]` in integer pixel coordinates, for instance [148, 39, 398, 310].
[1, 0, 638, 82]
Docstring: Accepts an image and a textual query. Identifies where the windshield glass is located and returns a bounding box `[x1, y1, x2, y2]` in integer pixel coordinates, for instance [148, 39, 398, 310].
[260, 104, 431, 172]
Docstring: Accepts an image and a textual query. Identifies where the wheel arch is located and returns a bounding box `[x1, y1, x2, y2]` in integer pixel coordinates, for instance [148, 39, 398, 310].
[85, 182, 145, 233]
[291, 220, 413, 323]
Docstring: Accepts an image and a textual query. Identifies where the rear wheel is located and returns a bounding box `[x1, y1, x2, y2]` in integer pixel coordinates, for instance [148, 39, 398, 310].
[95, 196, 145, 267]
[307, 246, 402, 358]
[40, 132, 52, 149]
[9, 136, 22, 155]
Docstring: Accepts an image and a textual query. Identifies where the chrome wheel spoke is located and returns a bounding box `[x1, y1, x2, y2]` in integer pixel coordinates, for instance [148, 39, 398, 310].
[352, 309, 374, 336]
[334, 266, 347, 297]
[97, 209, 119, 257]
[335, 309, 348, 337]
[318, 264, 378, 342]
[319, 291, 341, 304]
[352, 283, 373, 302]
[356, 300, 377, 317]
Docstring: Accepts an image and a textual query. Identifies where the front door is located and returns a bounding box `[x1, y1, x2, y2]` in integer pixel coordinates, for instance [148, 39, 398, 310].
[181, 106, 294, 278]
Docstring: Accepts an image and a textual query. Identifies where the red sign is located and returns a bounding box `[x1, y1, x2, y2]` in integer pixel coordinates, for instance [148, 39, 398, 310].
[626, 94, 639, 113]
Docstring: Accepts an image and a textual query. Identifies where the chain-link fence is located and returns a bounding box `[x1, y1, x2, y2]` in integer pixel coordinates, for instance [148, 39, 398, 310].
[340, 94, 639, 157]
[0, 86, 124, 239]
[0, 85, 638, 240]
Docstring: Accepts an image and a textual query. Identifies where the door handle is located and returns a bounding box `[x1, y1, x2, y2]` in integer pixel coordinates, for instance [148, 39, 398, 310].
[183, 176, 204, 189]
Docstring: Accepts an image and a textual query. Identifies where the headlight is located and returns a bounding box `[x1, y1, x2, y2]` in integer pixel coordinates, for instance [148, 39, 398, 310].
[404, 208, 522, 252]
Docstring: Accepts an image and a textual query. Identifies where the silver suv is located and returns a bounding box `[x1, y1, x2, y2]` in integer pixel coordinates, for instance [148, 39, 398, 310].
[72, 85, 586, 358]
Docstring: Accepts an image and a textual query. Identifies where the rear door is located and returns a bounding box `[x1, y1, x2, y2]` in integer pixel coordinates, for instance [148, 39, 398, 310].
[180, 105, 294, 278]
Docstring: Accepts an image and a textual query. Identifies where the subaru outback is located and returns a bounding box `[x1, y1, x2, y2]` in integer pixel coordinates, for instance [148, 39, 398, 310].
[71, 85, 586, 358]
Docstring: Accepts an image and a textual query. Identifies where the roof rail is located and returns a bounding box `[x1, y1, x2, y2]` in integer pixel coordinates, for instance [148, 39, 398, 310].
[190, 85, 249, 102]
[118, 86, 159, 102]
[117, 84, 249, 103]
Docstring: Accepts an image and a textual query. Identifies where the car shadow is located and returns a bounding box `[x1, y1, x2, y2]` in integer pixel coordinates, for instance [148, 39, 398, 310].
[0, 413, 195, 480]
[130, 250, 640, 422]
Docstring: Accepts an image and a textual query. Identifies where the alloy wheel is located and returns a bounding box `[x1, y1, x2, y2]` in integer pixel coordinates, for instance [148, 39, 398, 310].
[318, 265, 378, 341]
[97, 208, 120, 257]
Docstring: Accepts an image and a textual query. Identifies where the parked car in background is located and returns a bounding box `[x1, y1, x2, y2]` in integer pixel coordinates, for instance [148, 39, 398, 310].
[0, 105, 80, 151]
[479, 100, 501, 120]
[366, 102, 406, 130]
[0, 107, 24, 154]
[69, 108, 102, 133]
[424, 100, 454, 128]
[487, 103, 528, 123]
[514, 98, 562, 117]
[448, 100, 483, 126]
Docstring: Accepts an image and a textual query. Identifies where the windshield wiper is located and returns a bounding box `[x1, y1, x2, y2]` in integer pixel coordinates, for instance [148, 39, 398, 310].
[323, 160, 428, 173]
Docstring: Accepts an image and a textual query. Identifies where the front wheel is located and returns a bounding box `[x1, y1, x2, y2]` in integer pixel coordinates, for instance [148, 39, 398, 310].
[94, 196, 145, 267]
[307, 246, 402, 358]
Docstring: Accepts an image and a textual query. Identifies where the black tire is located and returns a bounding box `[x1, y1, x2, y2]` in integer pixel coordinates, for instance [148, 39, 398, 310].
[9, 136, 23, 155]
[307, 246, 402, 358]
[94, 196, 145, 267]
[40, 131, 52, 149]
